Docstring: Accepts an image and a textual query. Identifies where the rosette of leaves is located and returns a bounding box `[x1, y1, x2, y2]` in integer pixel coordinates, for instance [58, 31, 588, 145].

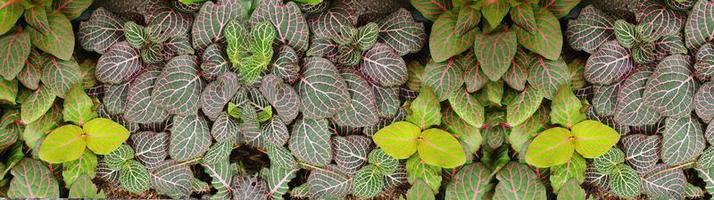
[225, 20, 276, 84]
[122, 21, 195, 64]
[314, 22, 379, 66]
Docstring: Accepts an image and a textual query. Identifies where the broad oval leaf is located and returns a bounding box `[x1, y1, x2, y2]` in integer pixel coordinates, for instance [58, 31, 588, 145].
[525, 127, 574, 168]
[430, 10, 477, 62]
[445, 163, 493, 200]
[150, 161, 193, 198]
[261, 165, 297, 200]
[406, 86, 442, 129]
[661, 115, 705, 165]
[233, 175, 268, 200]
[636, 1, 685, 38]
[39, 125, 85, 163]
[0, 0, 23, 35]
[643, 55, 697, 117]
[83, 118, 130, 154]
[642, 164, 686, 199]
[266, 144, 297, 170]
[695, 43, 714, 79]
[0, 31, 31, 80]
[592, 84, 619, 117]
[201, 44, 230, 80]
[131, 131, 169, 169]
[377, 8, 426, 56]
[200, 72, 240, 121]
[28, 12, 74, 60]
[262, 117, 289, 146]
[695, 82, 714, 121]
[684, 0, 714, 50]
[566, 6, 616, 54]
[373, 85, 400, 118]
[422, 58, 464, 101]
[307, 165, 352, 199]
[360, 43, 408, 87]
[409, 0, 451, 21]
[449, 87, 485, 128]
[585, 40, 634, 85]
[297, 57, 349, 119]
[515, 9, 562, 60]
[352, 165, 384, 199]
[20, 84, 57, 124]
[503, 49, 531, 91]
[288, 117, 332, 167]
[528, 56, 569, 99]
[96, 42, 142, 84]
[123, 69, 169, 123]
[493, 162, 547, 200]
[332, 72, 379, 127]
[572, 120, 620, 158]
[418, 128, 466, 168]
[7, 158, 59, 198]
[622, 134, 660, 175]
[191, 1, 241, 50]
[170, 114, 212, 161]
[104, 144, 135, 170]
[557, 179, 586, 200]
[42, 57, 81, 98]
[550, 86, 586, 128]
[78, 8, 125, 54]
[271, 45, 300, 83]
[17, 49, 46, 90]
[373, 121, 420, 159]
[251, 0, 309, 52]
[63, 84, 97, 125]
[333, 135, 371, 175]
[608, 164, 641, 198]
[152, 55, 206, 116]
[474, 30, 517, 81]
[507, 86, 543, 126]
[481, 0, 509, 26]
[119, 160, 150, 193]
[260, 74, 300, 123]
[613, 70, 661, 126]
[103, 83, 129, 115]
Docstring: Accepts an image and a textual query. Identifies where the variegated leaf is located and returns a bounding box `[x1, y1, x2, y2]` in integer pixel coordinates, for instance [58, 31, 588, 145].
[163, 35, 194, 59]
[271, 45, 300, 83]
[0, 0, 23, 35]
[0, 78, 16, 105]
[527, 56, 569, 99]
[695, 82, 714, 121]
[239, 103, 264, 148]
[104, 144, 135, 170]
[78, 8, 125, 54]
[566, 6, 616, 54]
[119, 160, 150, 193]
[131, 131, 168, 169]
[191, 1, 240, 50]
[266, 144, 297, 170]
[307, 165, 352, 199]
[170, 114, 212, 161]
[123, 69, 169, 123]
[373, 85, 400, 118]
[103, 83, 129, 115]
[261, 165, 298, 200]
[41, 57, 81, 98]
[445, 163, 493, 200]
[506, 86, 544, 127]
[662, 115, 705, 165]
[333, 135, 371, 175]
[695, 43, 714, 79]
[352, 165, 384, 199]
[636, 1, 685, 38]
[622, 134, 660, 175]
[613, 70, 661, 126]
[481, 0, 509, 26]
[20, 84, 57, 124]
[150, 161, 193, 198]
[510, 3, 536, 32]
[409, 0, 451, 21]
[475, 30, 518, 81]
[96, 42, 141, 84]
[260, 74, 300, 123]
[96, 161, 120, 186]
[211, 113, 240, 145]
[152, 55, 205, 116]
[461, 53, 488, 93]
[377, 8, 426, 55]
[643, 55, 697, 117]
[592, 84, 619, 117]
[332, 72, 379, 127]
[307, 0, 357, 38]
[306, 37, 338, 59]
[585, 40, 634, 85]
[232, 175, 268, 200]
[17, 49, 46, 90]
[0, 31, 31, 80]
[422, 58, 464, 101]
[449, 87, 484, 128]
[201, 44, 230, 81]
[656, 34, 688, 59]
[493, 162, 547, 200]
[503, 49, 530, 91]
[430, 10, 476, 62]
[360, 43, 408, 87]
[7, 158, 59, 198]
[642, 164, 686, 199]
[297, 57, 349, 119]
[28, 12, 74, 60]
[515, 9, 562, 60]
[251, 0, 309, 52]
[288, 117, 332, 167]
[696, 167, 714, 194]
[608, 164, 641, 198]
[203, 161, 233, 199]
[201, 72, 240, 121]
[685, 0, 714, 50]
[262, 117, 289, 146]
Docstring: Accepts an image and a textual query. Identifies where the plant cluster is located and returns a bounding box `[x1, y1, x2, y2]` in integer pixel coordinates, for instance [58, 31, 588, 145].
[567, 0, 714, 199]
[0, 0, 134, 198]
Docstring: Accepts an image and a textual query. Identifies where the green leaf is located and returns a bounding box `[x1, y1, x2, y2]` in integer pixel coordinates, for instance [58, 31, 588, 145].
[422, 58, 464, 101]
[613, 69, 661, 126]
[332, 72, 380, 127]
[643, 55, 697, 117]
[592, 148, 624, 175]
[307, 165, 351, 199]
[608, 164, 641, 198]
[119, 160, 150, 193]
[407, 86, 442, 129]
[150, 162, 193, 198]
[550, 85, 586, 128]
[360, 43, 409, 87]
[509, 108, 548, 152]
[297, 57, 349, 119]
[193, 1, 241, 50]
[407, 179, 435, 200]
[642, 164, 686, 199]
[409, 0, 451, 21]
[445, 163, 493, 200]
[448, 87, 485, 128]
[510, 3, 536, 32]
[63, 84, 97, 125]
[170, 114, 212, 161]
[39, 125, 86, 163]
[68, 175, 103, 198]
[525, 127, 574, 168]
[571, 120, 620, 158]
[542, 0, 581, 18]
[661, 115, 705, 165]
[614, 20, 637, 48]
[406, 155, 442, 192]
[288, 118, 333, 166]
[41, 57, 81, 98]
[83, 118, 129, 155]
[481, 0, 509, 26]
[0, 78, 17, 105]
[417, 128, 466, 168]
[0, 31, 31, 80]
[442, 108, 483, 157]
[152, 55, 205, 115]
[62, 150, 97, 186]
[54, 0, 94, 20]
[430, 10, 477, 62]
[565, 6, 616, 54]
[261, 165, 297, 200]
[506, 86, 543, 126]
[684, 0, 714, 49]
[373, 121, 420, 159]
[455, 6, 480, 35]
[7, 159, 60, 198]
[333, 136, 371, 174]
[557, 179, 586, 200]
[123, 21, 147, 49]
[28, 12, 74, 60]
[515, 9, 562, 60]
[493, 162, 547, 200]
[622, 134, 660, 174]
[368, 149, 399, 174]
[696, 167, 714, 195]
[266, 144, 297, 170]
[250, 0, 309, 52]
[0, 0, 23, 35]
[550, 154, 586, 192]
[527, 56, 569, 99]
[478, 80, 504, 107]
[352, 165, 384, 198]
[474, 30, 518, 81]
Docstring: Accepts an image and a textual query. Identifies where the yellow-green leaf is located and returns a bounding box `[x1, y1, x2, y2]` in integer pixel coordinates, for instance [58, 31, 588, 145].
[373, 121, 420, 159]
[525, 127, 574, 168]
[63, 84, 97, 126]
[572, 120, 620, 158]
[83, 118, 129, 154]
[417, 128, 466, 168]
[550, 85, 586, 128]
[406, 86, 442, 129]
[39, 125, 86, 163]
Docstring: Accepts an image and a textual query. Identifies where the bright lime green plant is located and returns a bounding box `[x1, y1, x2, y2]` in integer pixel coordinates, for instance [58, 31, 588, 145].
[225, 20, 276, 84]
[525, 86, 620, 168]
[373, 86, 466, 168]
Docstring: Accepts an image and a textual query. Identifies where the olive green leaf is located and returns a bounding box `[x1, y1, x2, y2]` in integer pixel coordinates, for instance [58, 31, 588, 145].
[614, 20, 636, 48]
[474, 30, 518, 81]
[69, 175, 104, 198]
[39, 125, 86, 163]
[525, 127, 574, 168]
[406, 155, 442, 192]
[528, 56, 569, 99]
[550, 154, 586, 192]
[63, 84, 97, 125]
[481, 0, 509, 27]
[83, 118, 130, 154]
[430, 10, 477, 62]
[373, 121, 420, 159]
[571, 120, 620, 158]
[542, 0, 581, 18]
[661, 115, 705, 166]
[422, 58, 464, 101]
[409, 0, 452, 21]
[8, 158, 60, 198]
[417, 128, 466, 168]
[0, 31, 31, 80]
[406, 86, 442, 129]
[119, 160, 150, 193]
[493, 162, 547, 200]
[515, 9, 562, 60]
[352, 165, 384, 199]
[565, 6, 616, 54]
[0, 78, 17, 105]
[510, 3, 536, 32]
[506, 86, 543, 127]
[54, 0, 95, 20]
[62, 150, 97, 186]
[445, 163, 493, 200]
[557, 179, 586, 200]
[550, 85, 586, 128]
[684, 0, 714, 50]
[592, 148, 624, 174]
[448, 87, 485, 128]
[28, 12, 74, 60]
[407, 179, 435, 200]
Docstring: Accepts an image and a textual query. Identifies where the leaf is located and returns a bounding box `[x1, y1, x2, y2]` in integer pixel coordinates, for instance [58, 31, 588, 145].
[352, 165, 384, 198]
[203, 161, 232, 199]
[572, 120, 620, 158]
[697, 167, 714, 195]
[270, 45, 300, 83]
[0, 0, 23, 35]
[373, 121, 420, 159]
[332, 72, 379, 127]
[163, 35, 194, 59]
[41, 57, 81, 98]
[528, 56, 569, 99]
[123, 69, 169, 123]
[333, 135, 371, 175]
[83, 118, 129, 155]
[232, 175, 268, 200]
[584, 40, 634, 85]
[261, 166, 297, 200]
[407, 179, 435, 200]
[608, 164, 641, 198]
[7, 159, 59, 198]
[566, 6, 616, 54]
[146, 2, 192, 39]
[288, 117, 332, 167]
[62, 150, 97, 186]
[119, 160, 150, 193]
[27, 12, 74, 60]
[418, 128, 466, 168]
[78, 8, 125, 54]
[373, 85, 400, 118]
[614, 20, 636, 48]
[695, 43, 714, 79]
[474, 30, 518, 81]
[63, 84, 96, 125]
[69, 175, 103, 198]
[39, 125, 86, 163]
[656, 34, 688, 58]
[368, 149, 399, 174]
[462, 54, 489, 92]
[686, 0, 714, 49]
[503, 49, 531, 91]
[585, 165, 609, 189]
[377, 8, 426, 55]
[551, 86, 586, 128]
[132, 131, 169, 169]
[201, 44, 230, 80]
[613, 69, 661, 126]
[409, 0, 451, 21]
[557, 179, 586, 200]
[150, 161, 193, 198]
[152, 55, 205, 116]
[510, 3, 536, 32]
[493, 162, 547, 200]
[481, 0, 509, 27]
[622, 134, 660, 174]
[643, 55, 697, 117]
[102, 83, 129, 115]
[515, 9, 562, 60]
[360, 43, 408, 87]
[203, 141, 232, 165]
[642, 164, 686, 199]
[0, 31, 31, 80]
[238, 103, 264, 148]
[307, 165, 352, 199]
[543, 0, 581, 18]
[696, 82, 714, 122]
[17, 49, 46, 90]
[0, 78, 17, 105]
[96, 42, 142, 84]
[190, 1, 240, 50]
[662, 115, 705, 165]
[250, 0, 309, 52]
[525, 127, 574, 168]
[448, 87, 485, 128]
[262, 117, 289, 146]
[422, 58, 464, 101]
[407, 86, 442, 129]
[592, 84, 619, 117]
[297, 57, 349, 119]
[19, 85, 57, 124]
[266, 144, 297, 170]
[54, 0, 94, 20]
[445, 163, 493, 200]
[406, 155, 442, 192]
[200, 72, 240, 121]
[550, 154, 586, 192]
[170, 114, 212, 161]
[104, 144, 134, 170]
[506, 86, 543, 126]
[430, 10, 477, 62]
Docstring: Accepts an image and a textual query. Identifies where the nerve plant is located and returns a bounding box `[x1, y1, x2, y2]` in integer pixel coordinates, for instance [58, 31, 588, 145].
[567, 0, 714, 199]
